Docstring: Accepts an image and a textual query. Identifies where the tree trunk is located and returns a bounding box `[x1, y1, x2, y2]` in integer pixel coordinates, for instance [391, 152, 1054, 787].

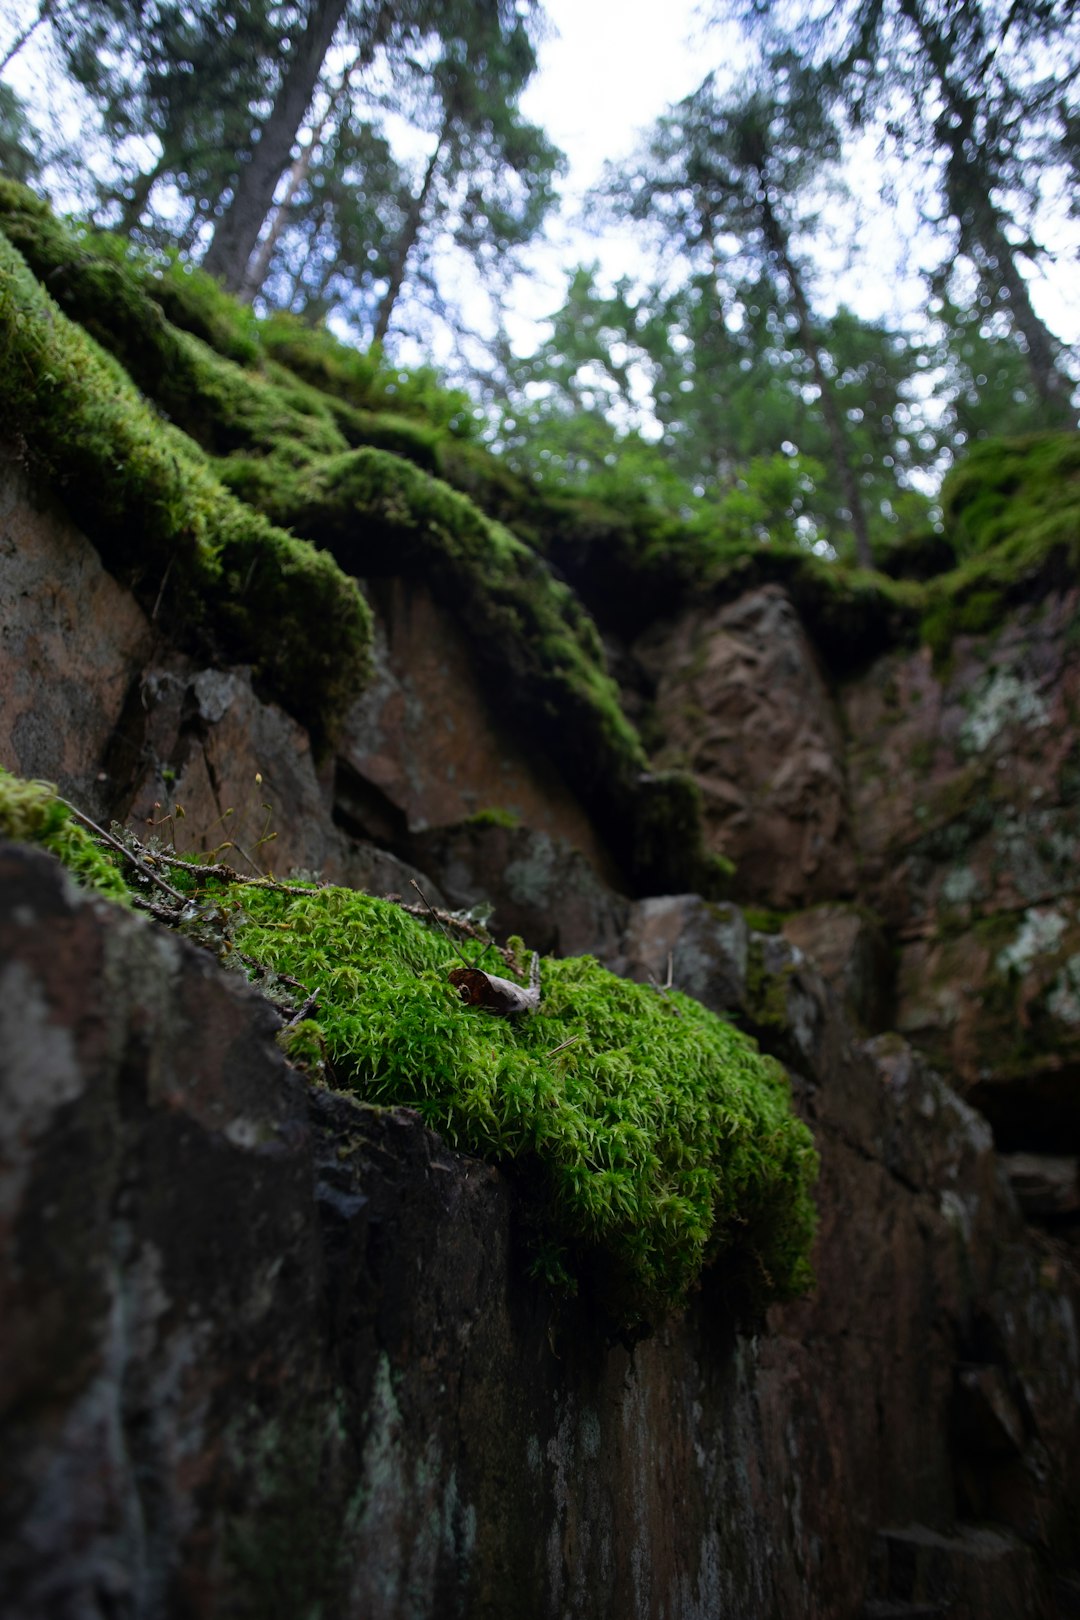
[960, 194, 1078, 429]
[899, 0, 1078, 428]
[240, 45, 370, 303]
[371, 119, 449, 348]
[201, 0, 349, 293]
[759, 192, 875, 568]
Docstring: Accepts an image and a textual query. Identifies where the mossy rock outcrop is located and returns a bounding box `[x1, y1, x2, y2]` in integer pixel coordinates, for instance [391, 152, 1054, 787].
[0, 768, 818, 1327]
[0, 225, 371, 745]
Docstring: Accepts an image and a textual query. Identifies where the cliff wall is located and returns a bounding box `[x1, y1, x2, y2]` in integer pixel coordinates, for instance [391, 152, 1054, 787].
[2, 191, 1080, 1617]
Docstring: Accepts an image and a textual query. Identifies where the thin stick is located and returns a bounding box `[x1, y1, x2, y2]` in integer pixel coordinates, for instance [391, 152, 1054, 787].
[59, 798, 189, 905]
[409, 879, 476, 969]
[144, 850, 321, 895]
[546, 1034, 581, 1058]
[283, 993, 319, 1029]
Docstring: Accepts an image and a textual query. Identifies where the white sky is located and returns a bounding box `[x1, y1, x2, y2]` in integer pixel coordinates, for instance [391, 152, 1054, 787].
[505, 0, 1078, 361]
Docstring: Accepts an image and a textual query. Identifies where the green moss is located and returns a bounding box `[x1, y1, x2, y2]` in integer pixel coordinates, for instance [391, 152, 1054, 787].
[629, 771, 734, 897]
[0, 193, 664, 868]
[742, 907, 785, 935]
[921, 432, 1080, 661]
[147, 256, 263, 365]
[0, 228, 371, 744]
[259, 310, 478, 437]
[943, 432, 1080, 558]
[743, 937, 792, 1032]
[0, 767, 131, 903]
[233, 884, 818, 1323]
[226, 443, 652, 858]
[464, 806, 521, 829]
[6, 772, 817, 1327]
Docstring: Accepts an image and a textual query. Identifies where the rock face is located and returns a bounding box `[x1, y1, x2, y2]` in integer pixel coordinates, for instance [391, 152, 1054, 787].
[4, 842, 1079, 1620]
[4, 456, 1080, 1615]
[842, 588, 1080, 1149]
[638, 585, 858, 909]
[636, 578, 1080, 1151]
[0, 458, 153, 820]
[338, 577, 610, 872]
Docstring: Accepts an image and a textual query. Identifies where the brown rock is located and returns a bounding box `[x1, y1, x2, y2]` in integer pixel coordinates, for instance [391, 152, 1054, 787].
[618, 893, 748, 1013]
[122, 661, 341, 875]
[409, 820, 628, 958]
[782, 903, 893, 1032]
[339, 578, 612, 873]
[637, 584, 857, 908]
[0, 454, 152, 817]
[843, 589, 1080, 936]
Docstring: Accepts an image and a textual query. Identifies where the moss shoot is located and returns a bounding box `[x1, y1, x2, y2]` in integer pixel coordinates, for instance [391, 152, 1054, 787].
[0, 772, 817, 1328]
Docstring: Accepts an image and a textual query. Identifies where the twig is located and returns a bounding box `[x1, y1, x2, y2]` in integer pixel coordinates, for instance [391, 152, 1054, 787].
[409, 879, 475, 967]
[283, 993, 319, 1029]
[129, 892, 186, 925]
[399, 893, 517, 973]
[648, 953, 684, 1017]
[546, 1034, 581, 1058]
[59, 797, 189, 905]
[151, 554, 175, 621]
[149, 849, 321, 895]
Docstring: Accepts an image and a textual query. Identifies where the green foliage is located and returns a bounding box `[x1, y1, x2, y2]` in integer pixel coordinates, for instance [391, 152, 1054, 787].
[0, 225, 372, 744]
[0, 768, 131, 904]
[495, 255, 935, 570]
[0, 86, 43, 185]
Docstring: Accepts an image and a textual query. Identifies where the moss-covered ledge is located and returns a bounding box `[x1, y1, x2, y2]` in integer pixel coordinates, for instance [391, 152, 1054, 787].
[0, 186, 690, 883]
[0, 229, 371, 745]
[0, 768, 818, 1329]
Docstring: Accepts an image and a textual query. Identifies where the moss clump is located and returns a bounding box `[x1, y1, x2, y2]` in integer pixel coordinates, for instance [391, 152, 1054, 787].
[743, 937, 793, 1033]
[943, 432, 1080, 559]
[0, 191, 660, 867]
[0, 229, 371, 744]
[629, 771, 734, 897]
[464, 806, 522, 829]
[0, 768, 131, 903]
[921, 432, 1080, 660]
[230, 884, 819, 1324]
[4, 772, 817, 1327]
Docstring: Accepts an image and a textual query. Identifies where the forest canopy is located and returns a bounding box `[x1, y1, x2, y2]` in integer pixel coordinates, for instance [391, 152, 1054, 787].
[1, 0, 1077, 563]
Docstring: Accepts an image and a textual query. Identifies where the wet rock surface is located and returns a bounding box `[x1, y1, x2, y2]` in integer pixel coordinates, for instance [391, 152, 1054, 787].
[3, 843, 1079, 1619]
